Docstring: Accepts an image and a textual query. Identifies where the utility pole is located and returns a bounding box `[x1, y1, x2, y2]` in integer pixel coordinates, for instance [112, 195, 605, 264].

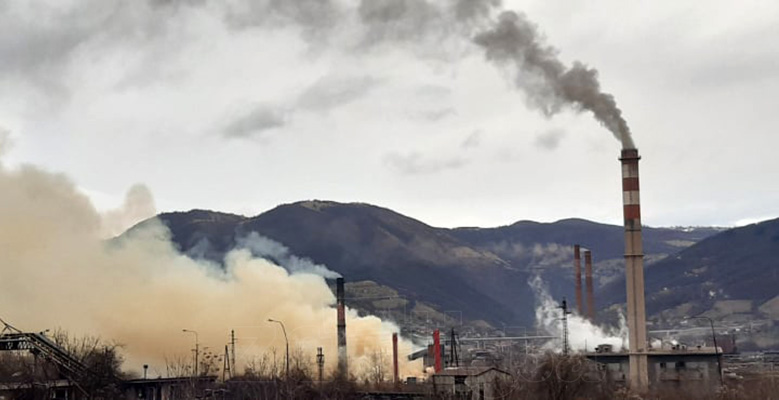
[182, 329, 199, 377]
[316, 347, 324, 385]
[559, 298, 572, 356]
[223, 345, 231, 381]
[231, 330, 236, 378]
[449, 328, 459, 367]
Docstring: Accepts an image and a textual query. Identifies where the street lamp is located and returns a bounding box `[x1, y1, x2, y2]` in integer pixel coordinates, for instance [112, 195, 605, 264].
[686, 316, 723, 387]
[182, 329, 199, 377]
[267, 319, 290, 380]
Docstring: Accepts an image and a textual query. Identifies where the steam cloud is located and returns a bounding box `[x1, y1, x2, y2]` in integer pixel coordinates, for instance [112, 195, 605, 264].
[0, 153, 420, 378]
[529, 276, 628, 352]
[237, 232, 342, 279]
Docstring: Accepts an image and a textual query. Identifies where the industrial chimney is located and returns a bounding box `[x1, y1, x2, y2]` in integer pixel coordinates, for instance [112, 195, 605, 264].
[336, 277, 348, 376]
[392, 333, 399, 384]
[621, 148, 649, 389]
[584, 250, 595, 321]
[574, 245, 583, 315]
[433, 329, 442, 373]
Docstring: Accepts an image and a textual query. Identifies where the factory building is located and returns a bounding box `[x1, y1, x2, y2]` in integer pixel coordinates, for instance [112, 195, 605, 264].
[431, 366, 510, 400]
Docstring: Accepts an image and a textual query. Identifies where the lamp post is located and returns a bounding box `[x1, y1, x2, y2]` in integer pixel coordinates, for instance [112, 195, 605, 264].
[268, 319, 290, 380]
[182, 329, 199, 377]
[686, 316, 723, 387]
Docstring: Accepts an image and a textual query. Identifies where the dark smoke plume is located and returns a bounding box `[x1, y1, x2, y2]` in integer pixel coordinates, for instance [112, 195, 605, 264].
[473, 11, 635, 149]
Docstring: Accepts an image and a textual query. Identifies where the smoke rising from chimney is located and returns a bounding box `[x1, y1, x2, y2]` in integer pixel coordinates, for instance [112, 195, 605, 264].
[529, 276, 627, 352]
[473, 11, 635, 149]
[237, 232, 342, 279]
[0, 155, 420, 378]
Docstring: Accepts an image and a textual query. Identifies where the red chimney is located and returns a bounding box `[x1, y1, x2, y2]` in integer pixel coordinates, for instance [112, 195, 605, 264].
[585, 250, 595, 320]
[433, 329, 442, 373]
[392, 332, 399, 384]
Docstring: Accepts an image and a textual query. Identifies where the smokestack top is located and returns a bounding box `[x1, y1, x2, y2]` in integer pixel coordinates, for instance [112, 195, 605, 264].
[620, 148, 640, 160]
[574, 244, 580, 257]
[336, 277, 344, 297]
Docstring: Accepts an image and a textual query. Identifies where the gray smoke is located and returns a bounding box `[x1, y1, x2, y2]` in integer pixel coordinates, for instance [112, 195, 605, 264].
[473, 11, 635, 149]
[237, 232, 341, 278]
[3, 0, 634, 147]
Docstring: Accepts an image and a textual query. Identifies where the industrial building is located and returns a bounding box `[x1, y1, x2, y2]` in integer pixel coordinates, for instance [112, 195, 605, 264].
[431, 366, 510, 400]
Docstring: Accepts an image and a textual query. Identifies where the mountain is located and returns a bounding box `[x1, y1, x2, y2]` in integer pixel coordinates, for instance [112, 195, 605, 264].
[448, 219, 722, 306]
[129, 200, 720, 331]
[449, 218, 718, 265]
[600, 217, 779, 323]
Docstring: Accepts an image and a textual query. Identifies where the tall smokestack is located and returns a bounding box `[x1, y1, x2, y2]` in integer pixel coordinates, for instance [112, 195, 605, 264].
[392, 332, 399, 384]
[336, 277, 347, 376]
[574, 245, 583, 315]
[621, 148, 649, 390]
[584, 250, 595, 321]
[433, 329, 442, 373]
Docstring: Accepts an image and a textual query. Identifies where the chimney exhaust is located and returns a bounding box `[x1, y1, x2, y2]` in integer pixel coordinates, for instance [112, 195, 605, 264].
[585, 250, 595, 321]
[620, 148, 649, 390]
[574, 244, 583, 315]
[336, 277, 348, 377]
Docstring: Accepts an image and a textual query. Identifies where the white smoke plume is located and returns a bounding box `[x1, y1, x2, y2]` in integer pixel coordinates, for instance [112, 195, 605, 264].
[0, 154, 420, 378]
[529, 276, 627, 352]
[236, 232, 342, 279]
[99, 184, 157, 239]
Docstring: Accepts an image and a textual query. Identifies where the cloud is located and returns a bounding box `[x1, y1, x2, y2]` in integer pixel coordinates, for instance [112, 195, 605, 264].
[384, 151, 468, 175]
[411, 107, 457, 122]
[0, 126, 11, 158]
[533, 128, 566, 150]
[222, 104, 287, 139]
[222, 0, 344, 39]
[297, 75, 380, 112]
[461, 130, 482, 149]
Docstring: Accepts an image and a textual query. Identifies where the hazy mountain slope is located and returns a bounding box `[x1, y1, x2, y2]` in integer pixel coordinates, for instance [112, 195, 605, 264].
[127, 201, 723, 329]
[449, 218, 720, 267]
[599, 217, 779, 318]
[150, 201, 535, 326]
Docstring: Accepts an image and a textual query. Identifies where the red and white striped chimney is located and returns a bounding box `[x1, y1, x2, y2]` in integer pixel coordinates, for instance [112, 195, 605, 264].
[621, 148, 649, 389]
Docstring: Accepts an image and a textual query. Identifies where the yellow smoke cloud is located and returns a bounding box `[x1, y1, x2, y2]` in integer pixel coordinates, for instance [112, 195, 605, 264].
[0, 156, 421, 379]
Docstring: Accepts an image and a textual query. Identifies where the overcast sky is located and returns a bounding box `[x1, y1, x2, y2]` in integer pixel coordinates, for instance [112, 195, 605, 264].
[2, 0, 778, 229]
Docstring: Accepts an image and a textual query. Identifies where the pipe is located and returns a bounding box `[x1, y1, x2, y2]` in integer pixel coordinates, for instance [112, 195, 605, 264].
[336, 277, 348, 376]
[392, 333, 399, 384]
[433, 329, 442, 373]
[574, 244, 583, 315]
[621, 148, 649, 390]
[585, 250, 595, 321]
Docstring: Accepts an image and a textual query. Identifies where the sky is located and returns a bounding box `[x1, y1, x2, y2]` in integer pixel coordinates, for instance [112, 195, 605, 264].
[1, 0, 778, 229]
